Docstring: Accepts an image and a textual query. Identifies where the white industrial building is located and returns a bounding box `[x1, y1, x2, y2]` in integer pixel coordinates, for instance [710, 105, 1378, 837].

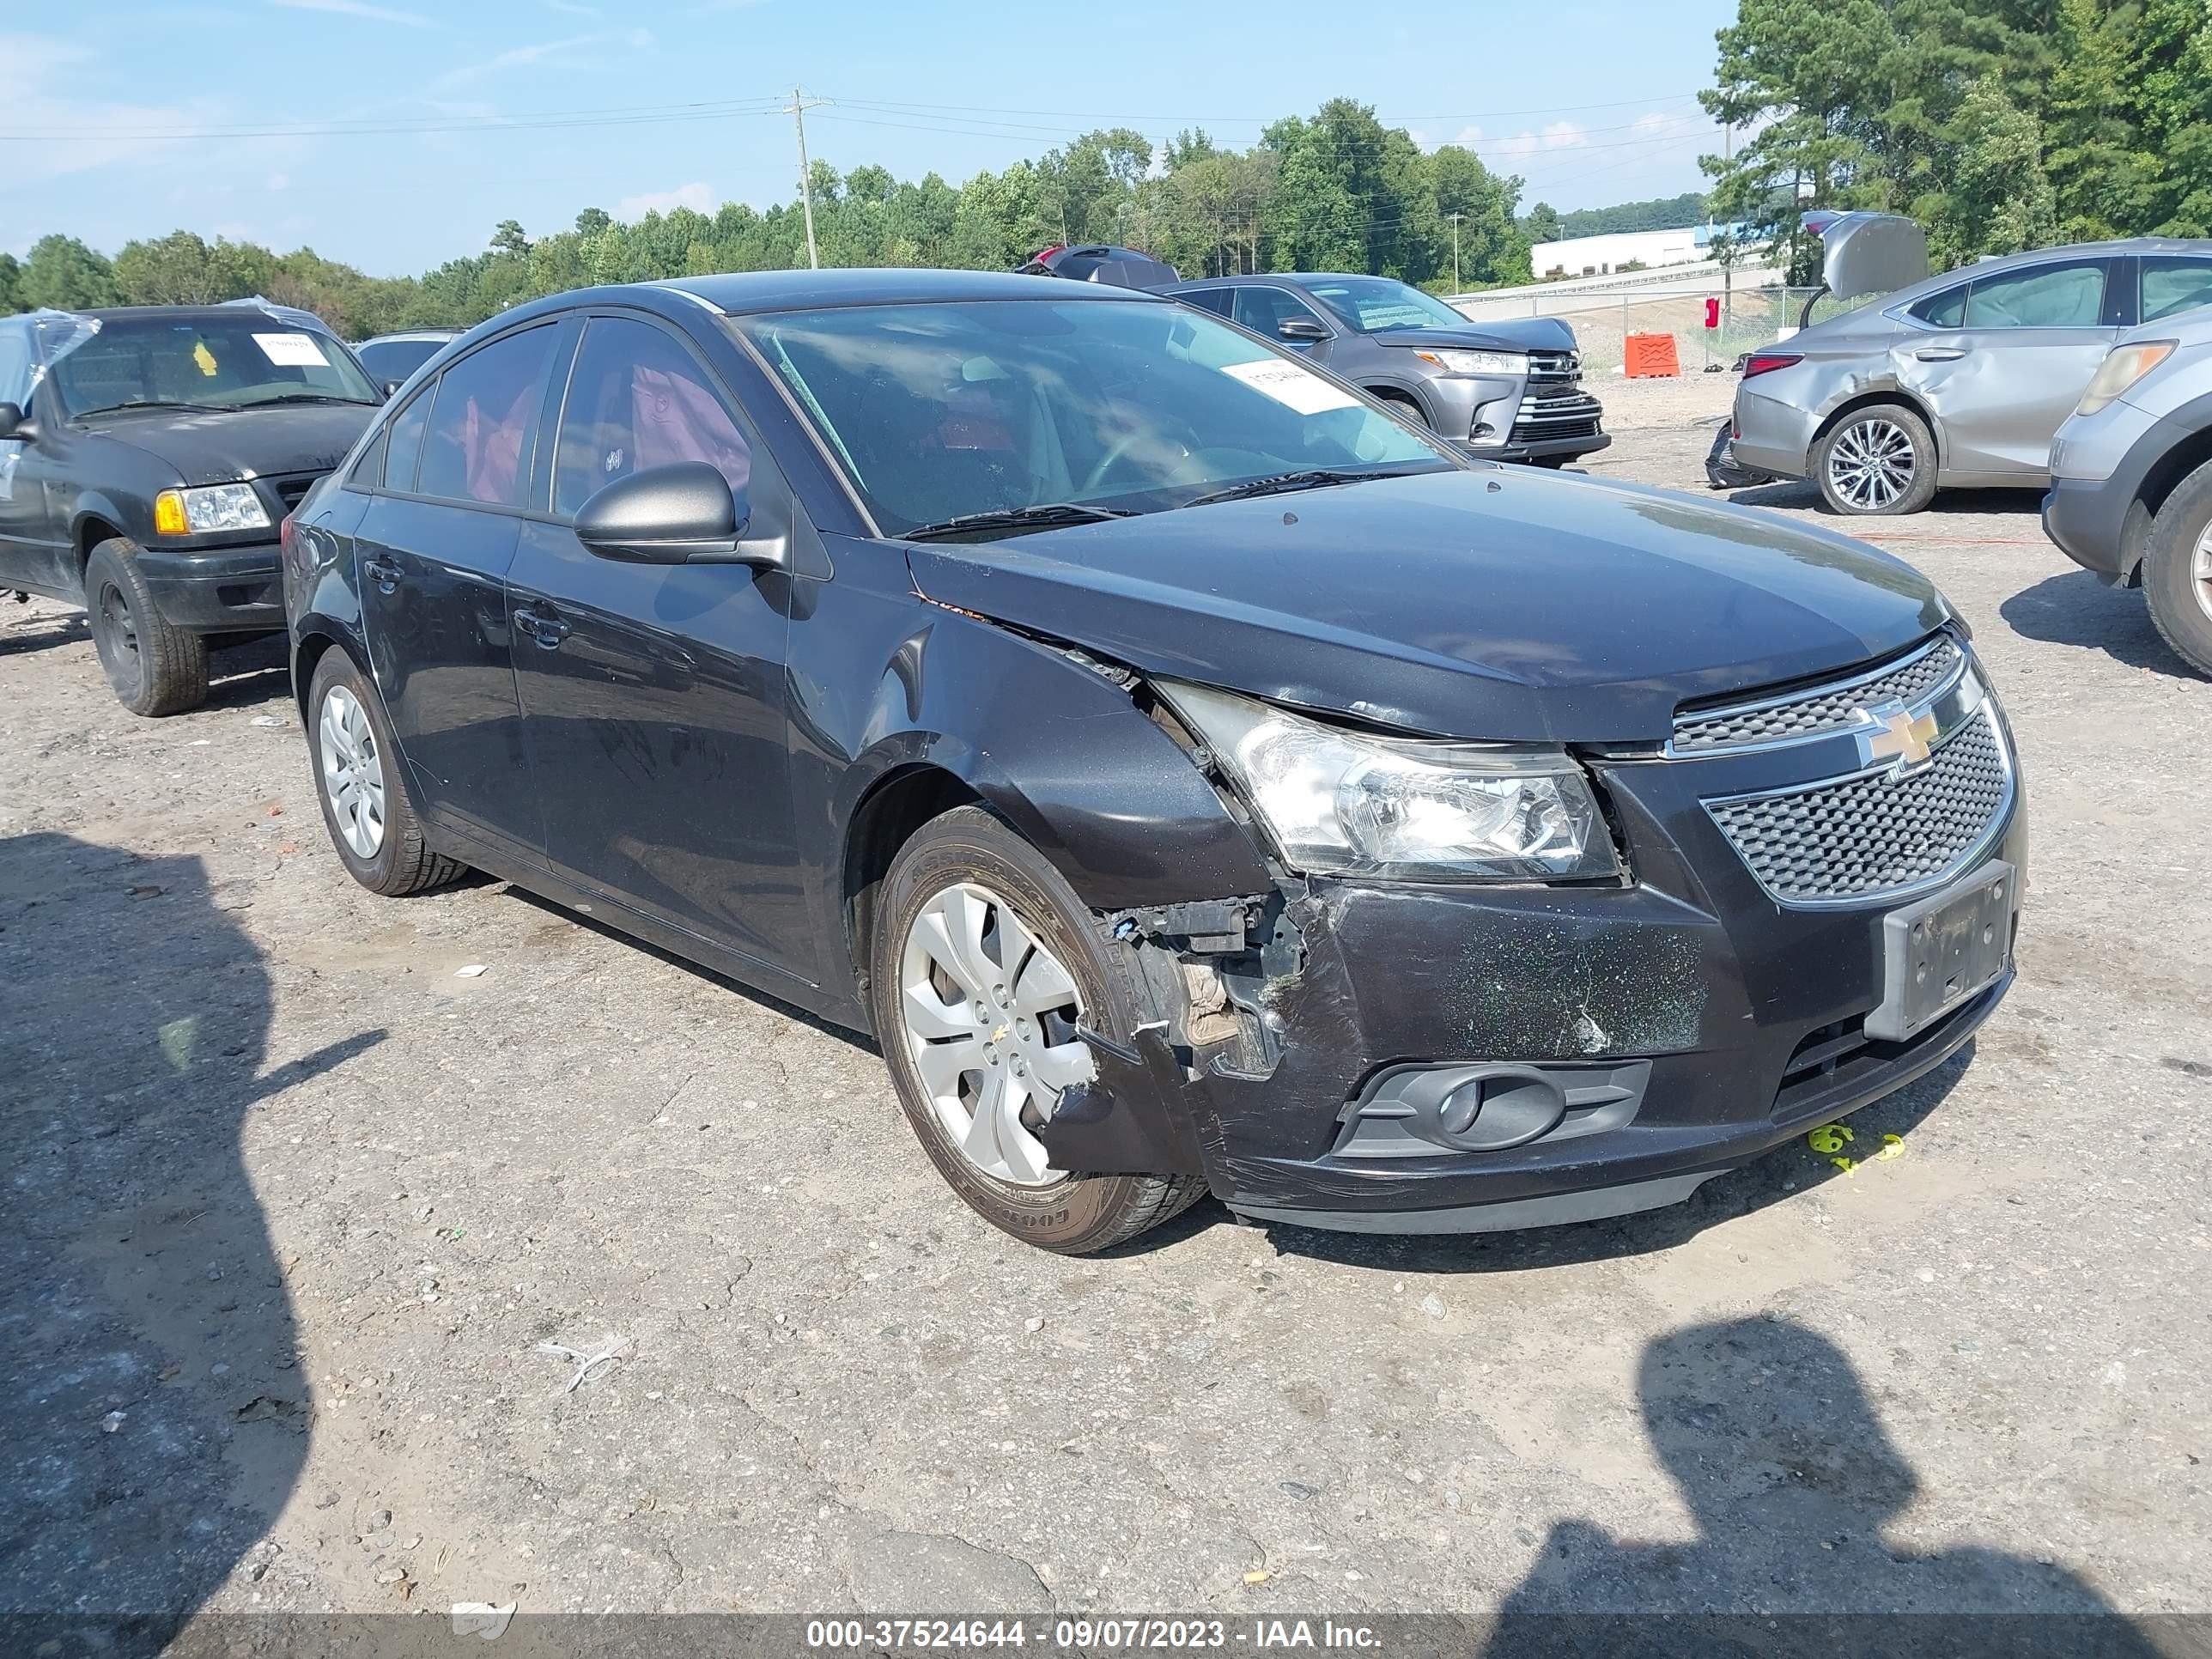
[1532, 222, 1741, 280]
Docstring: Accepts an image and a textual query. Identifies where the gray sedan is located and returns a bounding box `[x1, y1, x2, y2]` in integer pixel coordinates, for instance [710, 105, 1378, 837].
[1730, 238, 2212, 515]
[1164, 273, 1607, 467]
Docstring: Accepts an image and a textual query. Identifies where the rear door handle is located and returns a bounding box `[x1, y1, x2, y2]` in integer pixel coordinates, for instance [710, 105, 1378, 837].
[362, 556, 402, 589]
[1915, 347, 1967, 362]
[513, 605, 571, 648]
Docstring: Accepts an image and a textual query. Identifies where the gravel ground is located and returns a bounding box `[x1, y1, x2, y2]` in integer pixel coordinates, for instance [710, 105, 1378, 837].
[3, 370, 2209, 1647]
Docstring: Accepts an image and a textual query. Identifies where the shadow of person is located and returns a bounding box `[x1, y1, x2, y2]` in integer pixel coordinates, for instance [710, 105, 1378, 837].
[0, 833, 382, 1656]
[1481, 1316, 2159, 1658]
[2001, 569, 2204, 679]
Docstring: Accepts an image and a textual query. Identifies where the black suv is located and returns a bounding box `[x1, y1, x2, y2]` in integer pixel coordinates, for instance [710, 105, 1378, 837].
[0, 302, 383, 714]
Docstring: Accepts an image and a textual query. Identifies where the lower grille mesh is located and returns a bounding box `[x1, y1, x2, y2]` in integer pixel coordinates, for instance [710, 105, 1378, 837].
[1707, 708, 2009, 903]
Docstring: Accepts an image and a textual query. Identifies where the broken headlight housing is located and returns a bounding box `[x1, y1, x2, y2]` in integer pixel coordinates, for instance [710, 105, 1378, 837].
[1161, 681, 1621, 883]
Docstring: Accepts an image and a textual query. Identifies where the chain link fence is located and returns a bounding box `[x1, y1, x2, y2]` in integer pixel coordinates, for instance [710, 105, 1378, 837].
[1454, 282, 1859, 375]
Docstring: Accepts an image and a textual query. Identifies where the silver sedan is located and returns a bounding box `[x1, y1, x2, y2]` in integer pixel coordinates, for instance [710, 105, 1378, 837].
[1730, 237, 2212, 515]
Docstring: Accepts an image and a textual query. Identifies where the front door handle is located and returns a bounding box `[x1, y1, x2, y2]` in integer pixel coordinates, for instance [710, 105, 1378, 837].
[362, 556, 402, 590]
[513, 605, 571, 648]
[1915, 346, 1967, 362]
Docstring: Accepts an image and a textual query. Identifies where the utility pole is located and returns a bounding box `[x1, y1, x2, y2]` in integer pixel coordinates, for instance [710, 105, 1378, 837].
[786, 86, 825, 270]
[1449, 211, 1462, 291]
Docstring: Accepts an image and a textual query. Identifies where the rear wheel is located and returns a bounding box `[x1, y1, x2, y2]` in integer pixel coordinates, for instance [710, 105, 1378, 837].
[306, 647, 464, 896]
[1814, 403, 1938, 515]
[1370, 389, 1431, 428]
[84, 539, 208, 716]
[869, 805, 1206, 1253]
[2142, 458, 2212, 678]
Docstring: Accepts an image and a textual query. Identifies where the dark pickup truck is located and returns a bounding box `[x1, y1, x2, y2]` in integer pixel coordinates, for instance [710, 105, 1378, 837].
[0, 302, 382, 714]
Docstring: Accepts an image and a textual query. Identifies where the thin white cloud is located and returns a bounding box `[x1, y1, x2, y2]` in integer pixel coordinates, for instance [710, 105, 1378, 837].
[428, 33, 602, 93]
[0, 33, 228, 184]
[268, 0, 436, 27]
[1489, 121, 1589, 160]
[617, 181, 717, 219]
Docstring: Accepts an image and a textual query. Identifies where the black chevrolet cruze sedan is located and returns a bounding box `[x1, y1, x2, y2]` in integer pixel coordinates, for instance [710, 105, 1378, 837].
[281, 269, 2024, 1254]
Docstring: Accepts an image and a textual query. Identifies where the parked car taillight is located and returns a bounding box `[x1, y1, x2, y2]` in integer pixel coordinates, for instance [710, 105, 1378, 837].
[1741, 352, 1803, 380]
[279, 514, 295, 553]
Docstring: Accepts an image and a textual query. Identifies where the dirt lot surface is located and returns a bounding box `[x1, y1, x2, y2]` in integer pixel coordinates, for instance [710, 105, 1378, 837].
[4, 371, 2209, 1646]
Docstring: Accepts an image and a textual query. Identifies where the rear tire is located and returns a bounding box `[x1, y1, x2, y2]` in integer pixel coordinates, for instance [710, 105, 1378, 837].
[869, 805, 1207, 1254]
[84, 539, 208, 716]
[2142, 458, 2212, 678]
[1371, 389, 1431, 428]
[1814, 402, 1939, 515]
[306, 647, 465, 896]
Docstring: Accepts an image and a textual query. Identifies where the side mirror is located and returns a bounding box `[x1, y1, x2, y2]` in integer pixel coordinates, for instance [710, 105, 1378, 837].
[1278, 318, 1330, 343]
[383, 380, 404, 399]
[0, 401, 36, 442]
[574, 461, 774, 568]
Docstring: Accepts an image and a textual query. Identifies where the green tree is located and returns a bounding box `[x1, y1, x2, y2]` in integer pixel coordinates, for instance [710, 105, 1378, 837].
[1522, 201, 1562, 245]
[0, 252, 20, 313]
[18, 234, 117, 310]
[1926, 77, 2057, 264]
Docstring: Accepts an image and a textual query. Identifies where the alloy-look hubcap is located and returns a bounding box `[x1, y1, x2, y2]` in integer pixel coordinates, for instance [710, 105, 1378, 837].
[1828, 417, 1917, 510]
[319, 684, 387, 860]
[898, 881, 1095, 1187]
[2192, 519, 2212, 626]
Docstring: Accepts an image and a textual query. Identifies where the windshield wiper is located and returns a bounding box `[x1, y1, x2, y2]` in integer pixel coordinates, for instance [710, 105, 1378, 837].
[902, 502, 1138, 542]
[1182, 467, 1407, 508]
[251, 392, 379, 407]
[76, 399, 226, 416]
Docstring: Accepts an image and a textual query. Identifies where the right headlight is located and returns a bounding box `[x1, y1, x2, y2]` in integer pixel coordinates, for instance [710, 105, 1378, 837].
[1414, 348, 1528, 376]
[1159, 681, 1622, 883]
[2075, 339, 2176, 416]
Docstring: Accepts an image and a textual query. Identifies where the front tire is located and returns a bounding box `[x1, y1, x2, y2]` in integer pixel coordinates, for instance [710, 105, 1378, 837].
[306, 648, 464, 896]
[869, 805, 1206, 1254]
[84, 539, 208, 716]
[2142, 458, 2212, 678]
[1814, 403, 1938, 515]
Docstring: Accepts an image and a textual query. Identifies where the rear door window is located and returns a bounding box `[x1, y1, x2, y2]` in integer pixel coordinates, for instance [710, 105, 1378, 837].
[2142, 257, 2212, 324]
[416, 324, 561, 508]
[383, 386, 432, 493]
[1961, 261, 2107, 328]
[551, 316, 751, 519]
[1908, 284, 1967, 328]
[1176, 288, 1234, 318]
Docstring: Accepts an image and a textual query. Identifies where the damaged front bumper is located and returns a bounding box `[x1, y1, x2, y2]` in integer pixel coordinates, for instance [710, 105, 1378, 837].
[1040, 808, 2025, 1238]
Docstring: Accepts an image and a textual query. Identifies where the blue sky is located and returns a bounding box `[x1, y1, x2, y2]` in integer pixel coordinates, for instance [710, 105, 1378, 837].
[3, 1, 1739, 276]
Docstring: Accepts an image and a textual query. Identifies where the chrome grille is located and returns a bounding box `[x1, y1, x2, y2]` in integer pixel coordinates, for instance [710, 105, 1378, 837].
[1525, 349, 1580, 383]
[1512, 391, 1603, 441]
[1672, 635, 1966, 754]
[1705, 708, 2011, 905]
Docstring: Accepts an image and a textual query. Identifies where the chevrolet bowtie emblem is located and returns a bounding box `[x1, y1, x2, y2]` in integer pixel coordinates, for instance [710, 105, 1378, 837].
[1863, 703, 1940, 770]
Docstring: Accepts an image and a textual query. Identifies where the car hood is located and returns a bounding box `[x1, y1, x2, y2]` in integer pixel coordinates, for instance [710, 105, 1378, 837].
[1370, 317, 1579, 355]
[89, 403, 379, 487]
[902, 469, 1950, 744]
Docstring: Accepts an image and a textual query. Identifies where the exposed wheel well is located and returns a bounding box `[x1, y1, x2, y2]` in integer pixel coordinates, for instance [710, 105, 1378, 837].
[1814, 391, 1940, 465]
[2140, 427, 2212, 526]
[842, 765, 983, 993]
[74, 517, 122, 572]
[1366, 386, 1425, 417]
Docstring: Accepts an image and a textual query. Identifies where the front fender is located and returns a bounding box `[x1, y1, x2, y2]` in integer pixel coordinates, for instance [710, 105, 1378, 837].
[68, 488, 150, 552]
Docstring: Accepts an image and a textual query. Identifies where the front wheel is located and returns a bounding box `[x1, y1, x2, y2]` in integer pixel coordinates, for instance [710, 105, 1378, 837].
[1814, 404, 1938, 515]
[84, 539, 208, 716]
[2142, 458, 2212, 678]
[869, 805, 1206, 1254]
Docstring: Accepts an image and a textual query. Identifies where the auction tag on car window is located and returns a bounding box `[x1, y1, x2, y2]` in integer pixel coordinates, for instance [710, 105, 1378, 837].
[1222, 357, 1361, 416]
[252, 331, 330, 368]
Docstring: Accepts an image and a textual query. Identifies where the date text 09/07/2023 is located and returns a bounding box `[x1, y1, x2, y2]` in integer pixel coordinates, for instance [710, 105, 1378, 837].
[804, 1617, 1384, 1650]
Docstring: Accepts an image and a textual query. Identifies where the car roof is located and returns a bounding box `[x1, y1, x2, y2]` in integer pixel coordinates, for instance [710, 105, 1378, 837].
[67, 305, 334, 327]
[660, 267, 1170, 313]
[1893, 237, 2212, 299]
[359, 329, 461, 343]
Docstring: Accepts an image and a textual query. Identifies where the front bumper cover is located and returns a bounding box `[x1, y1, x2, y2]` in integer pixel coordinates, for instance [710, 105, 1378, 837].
[1040, 726, 2025, 1237]
[134, 542, 284, 633]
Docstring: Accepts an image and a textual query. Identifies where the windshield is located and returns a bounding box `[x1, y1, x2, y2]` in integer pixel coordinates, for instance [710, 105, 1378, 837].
[1301, 277, 1470, 333]
[736, 299, 1453, 536]
[52, 315, 380, 416]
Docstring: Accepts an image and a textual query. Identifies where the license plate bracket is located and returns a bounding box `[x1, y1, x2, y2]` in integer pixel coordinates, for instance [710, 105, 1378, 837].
[1865, 861, 2015, 1043]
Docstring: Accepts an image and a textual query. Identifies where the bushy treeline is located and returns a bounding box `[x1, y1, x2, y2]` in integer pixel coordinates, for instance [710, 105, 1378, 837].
[1705, 0, 2212, 276]
[0, 98, 1534, 337]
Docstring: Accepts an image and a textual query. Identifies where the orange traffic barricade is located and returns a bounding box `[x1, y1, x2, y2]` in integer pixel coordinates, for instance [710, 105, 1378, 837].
[1624, 331, 1680, 378]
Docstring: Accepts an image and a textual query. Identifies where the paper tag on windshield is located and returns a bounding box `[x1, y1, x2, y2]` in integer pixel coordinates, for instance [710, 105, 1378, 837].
[1223, 357, 1360, 416]
[252, 331, 329, 368]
